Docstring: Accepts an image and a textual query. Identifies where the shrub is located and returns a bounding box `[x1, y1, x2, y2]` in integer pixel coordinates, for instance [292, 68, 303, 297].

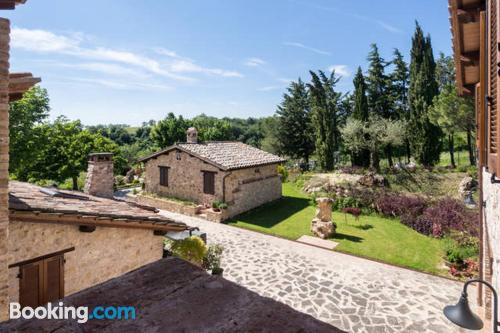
[418, 198, 479, 238]
[277, 165, 289, 182]
[212, 200, 228, 210]
[375, 193, 428, 218]
[443, 239, 477, 264]
[202, 244, 224, 272]
[169, 236, 207, 266]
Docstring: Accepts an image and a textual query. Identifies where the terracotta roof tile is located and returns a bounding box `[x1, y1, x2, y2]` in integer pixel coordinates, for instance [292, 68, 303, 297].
[140, 141, 286, 170]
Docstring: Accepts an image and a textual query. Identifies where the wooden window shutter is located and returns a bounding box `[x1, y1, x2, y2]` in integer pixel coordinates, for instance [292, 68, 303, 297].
[19, 261, 43, 308]
[488, 0, 500, 175]
[43, 255, 64, 304]
[18, 255, 65, 307]
[159, 166, 169, 186]
[203, 172, 215, 195]
[478, 11, 487, 167]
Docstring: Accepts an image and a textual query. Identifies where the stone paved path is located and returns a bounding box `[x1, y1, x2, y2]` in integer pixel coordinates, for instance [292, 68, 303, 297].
[159, 210, 475, 333]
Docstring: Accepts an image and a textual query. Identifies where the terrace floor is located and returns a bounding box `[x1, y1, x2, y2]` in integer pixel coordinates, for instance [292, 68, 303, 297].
[159, 210, 476, 333]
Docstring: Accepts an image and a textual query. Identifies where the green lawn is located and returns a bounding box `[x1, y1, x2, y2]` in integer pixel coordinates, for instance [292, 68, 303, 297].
[227, 183, 447, 275]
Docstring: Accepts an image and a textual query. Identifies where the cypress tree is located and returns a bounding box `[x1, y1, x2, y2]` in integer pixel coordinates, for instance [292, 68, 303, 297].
[351, 67, 370, 167]
[408, 22, 442, 166]
[367, 44, 396, 166]
[367, 44, 391, 118]
[276, 78, 315, 167]
[308, 70, 341, 171]
[390, 48, 410, 162]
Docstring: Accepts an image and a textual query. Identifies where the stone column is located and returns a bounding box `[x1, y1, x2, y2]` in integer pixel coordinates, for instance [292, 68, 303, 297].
[0, 18, 9, 321]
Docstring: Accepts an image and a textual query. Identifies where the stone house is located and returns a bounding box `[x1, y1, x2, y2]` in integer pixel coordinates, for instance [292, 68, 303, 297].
[139, 127, 286, 218]
[450, 0, 500, 329]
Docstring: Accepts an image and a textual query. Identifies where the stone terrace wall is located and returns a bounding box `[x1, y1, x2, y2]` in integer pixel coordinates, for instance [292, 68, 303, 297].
[225, 164, 282, 217]
[8, 220, 164, 303]
[483, 168, 500, 322]
[144, 150, 223, 205]
[0, 18, 9, 321]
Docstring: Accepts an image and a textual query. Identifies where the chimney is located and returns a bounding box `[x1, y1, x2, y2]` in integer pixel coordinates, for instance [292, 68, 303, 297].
[186, 127, 198, 143]
[84, 153, 114, 198]
[0, 18, 10, 321]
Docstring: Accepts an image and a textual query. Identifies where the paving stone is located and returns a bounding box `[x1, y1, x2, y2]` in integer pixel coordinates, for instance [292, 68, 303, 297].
[157, 209, 478, 333]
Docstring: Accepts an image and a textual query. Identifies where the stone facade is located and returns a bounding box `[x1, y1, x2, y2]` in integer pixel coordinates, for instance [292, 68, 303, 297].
[84, 153, 114, 198]
[482, 168, 500, 326]
[0, 18, 9, 321]
[7, 220, 164, 303]
[143, 150, 282, 219]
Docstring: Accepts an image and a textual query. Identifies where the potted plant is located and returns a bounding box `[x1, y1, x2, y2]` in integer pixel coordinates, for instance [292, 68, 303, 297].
[167, 236, 207, 267]
[203, 244, 224, 276]
[212, 200, 228, 212]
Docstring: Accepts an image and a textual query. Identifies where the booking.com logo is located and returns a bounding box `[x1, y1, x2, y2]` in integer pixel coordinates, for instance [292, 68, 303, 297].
[9, 302, 136, 323]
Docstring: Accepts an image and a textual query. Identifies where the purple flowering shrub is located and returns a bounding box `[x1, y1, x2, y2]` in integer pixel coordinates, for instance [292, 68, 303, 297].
[375, 193, 428, 218]
[376, 194, 479, 238]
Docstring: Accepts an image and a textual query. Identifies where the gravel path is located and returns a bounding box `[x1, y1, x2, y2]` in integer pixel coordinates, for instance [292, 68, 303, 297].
[159, 210, 474, 333]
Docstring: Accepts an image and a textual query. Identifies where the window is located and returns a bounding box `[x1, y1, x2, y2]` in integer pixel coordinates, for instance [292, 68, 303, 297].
[488, 0, 500, 175]
[159, 166, 169, 187]
[203, 171, 216, 195]
[18, 255, 64, 307]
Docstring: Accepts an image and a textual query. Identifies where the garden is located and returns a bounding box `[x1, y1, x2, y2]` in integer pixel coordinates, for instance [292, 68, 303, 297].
[227, 166, 479, 278]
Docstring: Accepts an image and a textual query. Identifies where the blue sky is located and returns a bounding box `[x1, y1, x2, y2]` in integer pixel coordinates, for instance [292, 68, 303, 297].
[4, 0, 451, 125]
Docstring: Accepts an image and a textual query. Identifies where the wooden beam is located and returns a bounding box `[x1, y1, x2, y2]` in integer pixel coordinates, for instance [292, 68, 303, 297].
[9, 210, 188, 232]
[8, 72, 41, 102]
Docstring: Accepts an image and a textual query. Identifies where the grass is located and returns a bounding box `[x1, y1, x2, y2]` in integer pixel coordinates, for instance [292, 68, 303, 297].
[227, 182, 447, 276]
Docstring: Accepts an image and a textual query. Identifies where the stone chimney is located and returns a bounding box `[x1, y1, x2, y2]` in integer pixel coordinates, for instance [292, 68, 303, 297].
[84, 153, 114, 198]
[0, 18, 10, 321]
[186, 127, 198, 143]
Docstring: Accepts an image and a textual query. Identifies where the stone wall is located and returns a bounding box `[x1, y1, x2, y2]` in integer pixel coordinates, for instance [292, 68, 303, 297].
[483, 167, 500, 323]
[144, 150, 223, 205]
[7, 220, 164, 303]
[143, 152, 282, 219]
[0, 18, 9, 321]
[225, 164, 282, 217]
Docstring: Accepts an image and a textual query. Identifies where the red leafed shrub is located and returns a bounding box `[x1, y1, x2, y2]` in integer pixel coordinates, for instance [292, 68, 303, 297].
[342, 207, 362, 217]
[418, 198, 479, 238]
[375, 194, 428, 218]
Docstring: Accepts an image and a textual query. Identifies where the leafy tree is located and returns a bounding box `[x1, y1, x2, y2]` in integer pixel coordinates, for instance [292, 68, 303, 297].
[430, 85, 474, 167]
[260, 116, 280, 154]
[341, 116, 405, 171]
[350, 67, 370, 167]
[390, 49, 411, 162]
[308, 70, 342, 170]
[408, 22, 442, 166]
[192, 114, 233, 141]
[435, 52, 456, 91]
[30, 117, 125, 189]
[276, 79, 315, 165]
[151, 113, 189, 148]
[9, 86, 50, 180]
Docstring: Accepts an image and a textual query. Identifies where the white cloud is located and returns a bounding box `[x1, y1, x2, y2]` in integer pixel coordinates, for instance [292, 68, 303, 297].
[283, 42, 331, 56]
[169, 59, 243, 78]
[257, 86, 282, 92]
[11, 28, 80, 52]
[328, 65, 351, 78]
[244, 57, 266, 67]
[61, 77, 172, 91]
[11, 27, 243, 81]
[58, 62, 149, 78]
